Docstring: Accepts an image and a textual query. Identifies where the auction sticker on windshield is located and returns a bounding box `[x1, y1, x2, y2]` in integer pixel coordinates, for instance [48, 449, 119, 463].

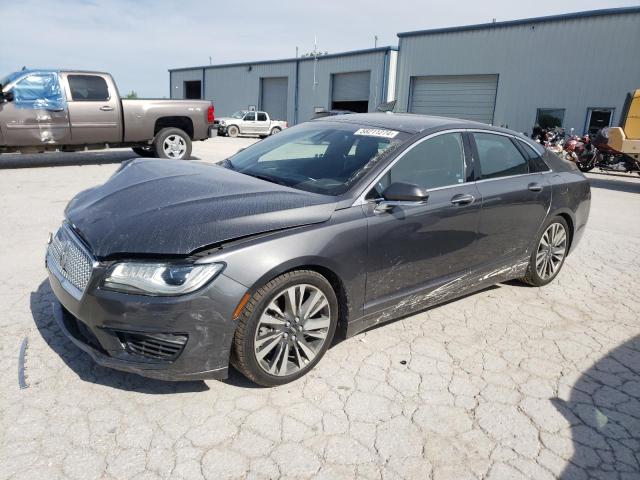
[354, 128, 399, 138]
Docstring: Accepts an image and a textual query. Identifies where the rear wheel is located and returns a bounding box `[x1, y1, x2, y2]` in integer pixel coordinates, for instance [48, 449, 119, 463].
[227, 125, 239, 138]
[270, 127, 282, 135]
[154, 127, 192, 160]
[231, 270, 338, 386]
[132, 146, 156, 158]
[520, 216, 569, 287]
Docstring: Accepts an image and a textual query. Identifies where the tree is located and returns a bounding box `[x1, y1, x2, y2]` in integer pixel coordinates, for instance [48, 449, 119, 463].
[125, 90, 138, 99]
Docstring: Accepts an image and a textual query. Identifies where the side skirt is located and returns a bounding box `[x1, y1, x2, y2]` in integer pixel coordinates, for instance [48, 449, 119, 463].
[346, 257, 529, 337]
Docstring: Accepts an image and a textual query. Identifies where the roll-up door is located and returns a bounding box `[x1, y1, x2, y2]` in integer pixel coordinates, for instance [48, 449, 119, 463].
[331, 71, 371, 113]
[409, 74, 498, 124]
[260, 77, 288, 121]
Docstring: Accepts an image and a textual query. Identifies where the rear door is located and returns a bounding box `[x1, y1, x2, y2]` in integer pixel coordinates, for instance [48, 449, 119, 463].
[62, 73, 121, 144]
[470, 131, 552, 266]
[363, 131, 482, 315]
[255, 112, 270, 134]
[0, 71, 70, 146]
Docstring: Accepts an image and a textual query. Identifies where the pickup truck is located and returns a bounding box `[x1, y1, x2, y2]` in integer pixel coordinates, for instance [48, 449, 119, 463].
[214, 110, 287, 138]
[0, 70, 215, 160]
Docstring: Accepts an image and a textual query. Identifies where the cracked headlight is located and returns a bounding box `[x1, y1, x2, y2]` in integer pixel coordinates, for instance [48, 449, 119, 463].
[219, 120, 226, 126]
[103, 261, 224, 296]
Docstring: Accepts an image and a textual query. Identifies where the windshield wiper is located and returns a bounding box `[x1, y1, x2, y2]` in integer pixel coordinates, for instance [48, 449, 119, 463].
[219, 158, 235, 170]
[242, 171, 290, 187]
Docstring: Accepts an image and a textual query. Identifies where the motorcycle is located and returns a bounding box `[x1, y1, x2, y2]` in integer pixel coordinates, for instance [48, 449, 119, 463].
[532, 126, 565, 154]
[562, 132, 599, 172]
[578, 128, 640, 174]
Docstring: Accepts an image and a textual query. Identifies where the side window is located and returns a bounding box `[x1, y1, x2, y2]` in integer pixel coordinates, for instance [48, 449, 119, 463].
[12, 73, 65, 108]
[68, 75, 109, 101]
[371, 133, 465, 196]
[517, 139, 550, 173]
[473, 133, 528, 179]
[535, 108, 565, 129]
[257, 112, 267, 121]
[244, 112, 256, 121]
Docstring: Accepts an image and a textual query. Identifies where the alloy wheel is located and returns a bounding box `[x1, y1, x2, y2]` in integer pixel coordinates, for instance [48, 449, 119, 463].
[163, 135, 186, 159]
[535, 222, 567, 280]
[253, 284, 331, 376]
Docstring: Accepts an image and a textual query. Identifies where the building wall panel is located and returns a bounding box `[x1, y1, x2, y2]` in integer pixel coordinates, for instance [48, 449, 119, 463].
[396, 11, 640, 134]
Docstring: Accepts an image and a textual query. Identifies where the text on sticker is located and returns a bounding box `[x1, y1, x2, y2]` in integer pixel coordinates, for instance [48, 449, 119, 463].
[354, 128, 399, 138]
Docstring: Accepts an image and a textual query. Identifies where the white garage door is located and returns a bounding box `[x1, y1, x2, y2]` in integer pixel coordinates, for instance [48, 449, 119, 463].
[332, 71, 371, 102]
[260, 77, 288, 121]
[409, 74, 498, 124]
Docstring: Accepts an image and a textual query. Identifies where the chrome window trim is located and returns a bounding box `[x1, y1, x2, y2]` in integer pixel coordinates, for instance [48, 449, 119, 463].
[353, 129, 469, 206]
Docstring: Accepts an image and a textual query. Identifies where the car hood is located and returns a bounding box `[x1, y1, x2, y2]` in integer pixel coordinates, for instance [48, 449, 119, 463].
[217, 117, 240, 123]
[65, 159, 336, 258]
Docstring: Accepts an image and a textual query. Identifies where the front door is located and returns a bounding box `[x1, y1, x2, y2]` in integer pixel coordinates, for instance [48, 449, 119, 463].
[364, 131, 482, 315]
[242, 111, 257, 134]
[586, 108, 613, 136]
[0, 71, 71, 146]
[62, 73, 120, 145]
[470, 131, 552, 267]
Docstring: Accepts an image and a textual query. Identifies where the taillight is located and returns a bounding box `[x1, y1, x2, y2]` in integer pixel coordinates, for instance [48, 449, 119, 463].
[207, 104, 215, 123]
[284, 122, 288, 128]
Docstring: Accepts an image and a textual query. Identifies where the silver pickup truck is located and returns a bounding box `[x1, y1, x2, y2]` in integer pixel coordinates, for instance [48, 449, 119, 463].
[0, 70, 215, 160]
[215, 110, 287, 138]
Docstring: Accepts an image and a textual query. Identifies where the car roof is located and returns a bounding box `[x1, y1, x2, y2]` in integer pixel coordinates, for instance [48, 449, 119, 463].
[315, 112, 518, 136]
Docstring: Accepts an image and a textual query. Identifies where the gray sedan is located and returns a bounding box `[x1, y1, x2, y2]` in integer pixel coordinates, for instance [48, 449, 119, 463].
[45, 113, 590, 386]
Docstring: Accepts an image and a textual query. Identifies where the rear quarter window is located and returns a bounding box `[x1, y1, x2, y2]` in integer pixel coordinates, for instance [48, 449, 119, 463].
[517, 139, 551, 172]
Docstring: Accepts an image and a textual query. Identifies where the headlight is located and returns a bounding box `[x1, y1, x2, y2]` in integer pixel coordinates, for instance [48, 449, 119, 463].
[102, 261, 224, 296]
[219, 120, 226, 126]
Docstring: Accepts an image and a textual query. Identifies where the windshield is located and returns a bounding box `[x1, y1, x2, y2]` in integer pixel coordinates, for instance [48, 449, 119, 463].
[226, 121, 408, 196]
[0, 71, 23, 87]
[231, 111, 247, 119]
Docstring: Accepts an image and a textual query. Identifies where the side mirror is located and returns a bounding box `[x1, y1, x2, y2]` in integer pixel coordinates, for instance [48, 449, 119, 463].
[375, 182, 428, 213]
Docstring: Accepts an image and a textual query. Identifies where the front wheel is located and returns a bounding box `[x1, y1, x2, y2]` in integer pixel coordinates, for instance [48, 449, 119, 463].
[227, 125, 239, 138]
[231, 270, 338, 386]
[154, 128, 192, 160]
[520, 216, 569, 287]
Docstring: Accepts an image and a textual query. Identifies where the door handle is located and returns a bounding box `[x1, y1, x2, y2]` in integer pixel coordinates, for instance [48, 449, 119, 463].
[528, 183, 543, 192]
[99, 106, 114, 111]
[450, 193, 475, 206]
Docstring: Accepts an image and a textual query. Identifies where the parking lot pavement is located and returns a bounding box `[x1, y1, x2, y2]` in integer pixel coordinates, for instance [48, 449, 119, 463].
[1, 143, 639, 479]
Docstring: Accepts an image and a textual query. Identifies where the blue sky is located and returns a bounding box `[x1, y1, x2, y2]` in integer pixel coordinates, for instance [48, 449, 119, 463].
[1, 0, 636, 97]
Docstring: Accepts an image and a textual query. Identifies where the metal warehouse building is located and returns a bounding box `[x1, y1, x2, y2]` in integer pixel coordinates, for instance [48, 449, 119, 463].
[169, 47, 398, 125]
[395, 6, 640, 134]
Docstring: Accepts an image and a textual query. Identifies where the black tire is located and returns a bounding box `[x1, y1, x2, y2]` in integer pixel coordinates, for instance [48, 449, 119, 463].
[231, 270, 338, 387]
[131, 146, 156, 158]
[270, 127, 282, 135]
[227, 125, 239, 138]
[577, 162, 594, 172]
[153, 127, 192, 160]
[520, 216, 570, 287]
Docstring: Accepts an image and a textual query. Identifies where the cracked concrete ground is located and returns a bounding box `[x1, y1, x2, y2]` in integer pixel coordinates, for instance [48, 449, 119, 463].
[1, 138, 639, 479]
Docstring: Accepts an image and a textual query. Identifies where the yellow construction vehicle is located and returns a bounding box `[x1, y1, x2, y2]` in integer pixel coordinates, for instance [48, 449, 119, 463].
[606, 89, 640, 160]
[588, 90, 640, 173]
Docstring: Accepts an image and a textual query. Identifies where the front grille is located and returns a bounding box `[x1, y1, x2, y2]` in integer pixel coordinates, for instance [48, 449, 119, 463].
[48, 226, 94, 292]
[117, 331, 188, 361]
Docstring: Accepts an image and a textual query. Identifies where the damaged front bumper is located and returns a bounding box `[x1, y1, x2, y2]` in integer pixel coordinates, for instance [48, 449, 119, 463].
[45, 229, 246, 382]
